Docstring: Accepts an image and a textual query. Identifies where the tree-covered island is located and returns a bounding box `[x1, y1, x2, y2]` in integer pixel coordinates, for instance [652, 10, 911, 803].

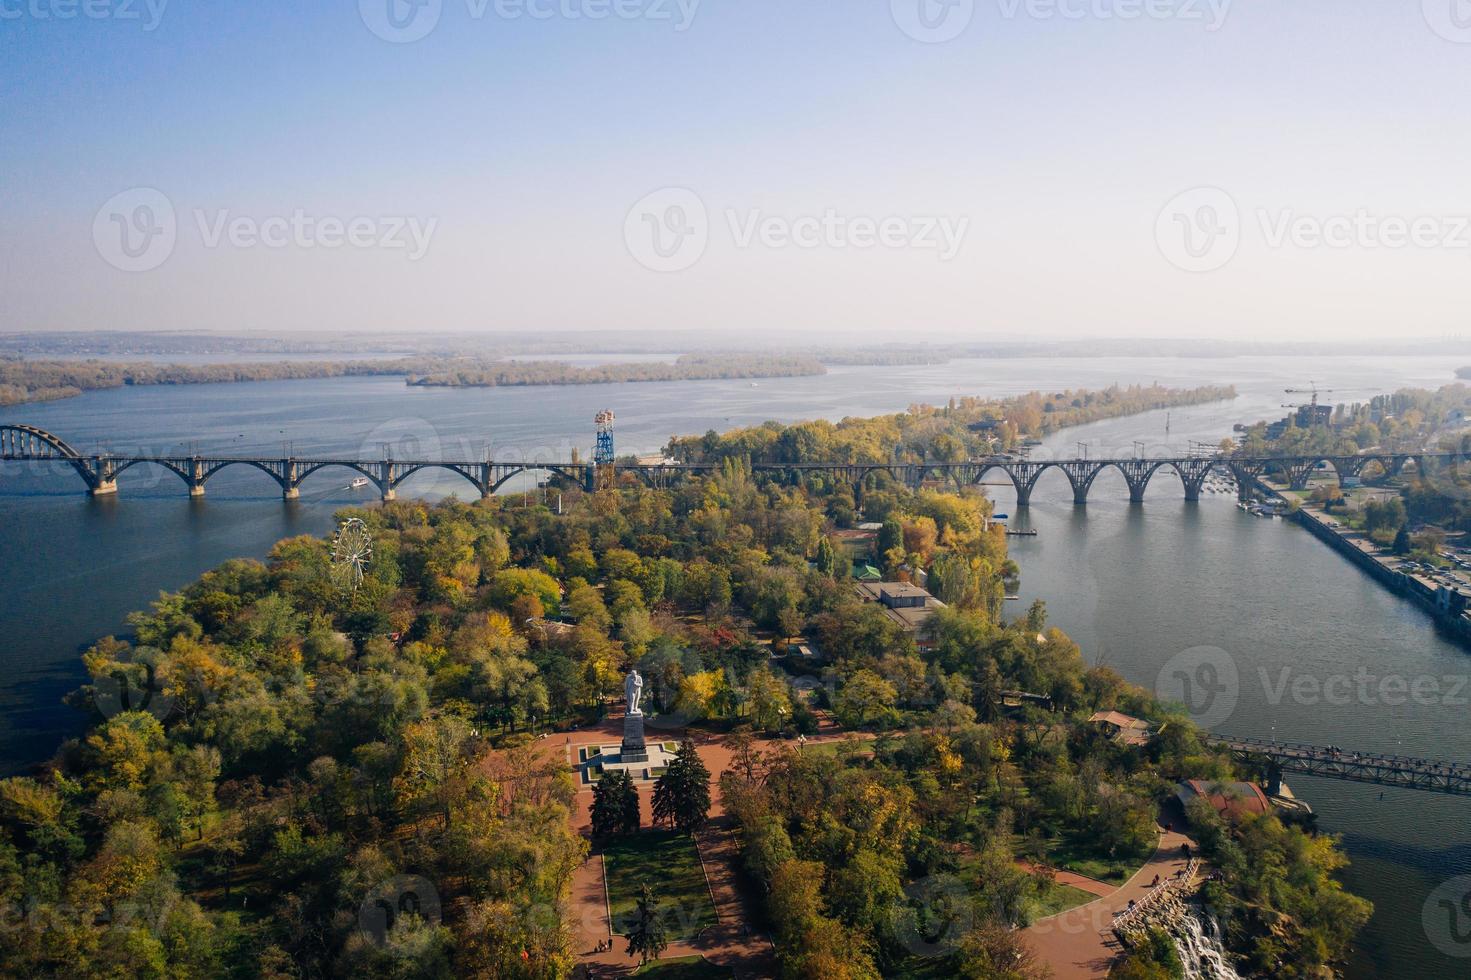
[0, 389, 1369, 980]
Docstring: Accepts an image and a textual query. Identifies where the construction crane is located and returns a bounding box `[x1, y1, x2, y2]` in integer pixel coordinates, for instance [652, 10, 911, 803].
[1283, 382, 1335, 408]
[1283, 383, 1335, 427]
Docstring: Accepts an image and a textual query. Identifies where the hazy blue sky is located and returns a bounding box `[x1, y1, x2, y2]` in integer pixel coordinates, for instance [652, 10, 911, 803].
[2, 0, 1468, 340]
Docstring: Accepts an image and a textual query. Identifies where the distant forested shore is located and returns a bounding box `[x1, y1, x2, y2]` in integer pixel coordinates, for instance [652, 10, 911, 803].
[405, 353, 825, 388]
[0, 354, 826, 406]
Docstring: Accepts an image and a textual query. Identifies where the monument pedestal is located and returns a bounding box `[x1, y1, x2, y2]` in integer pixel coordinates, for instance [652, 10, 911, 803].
[621, 712, 649, 764]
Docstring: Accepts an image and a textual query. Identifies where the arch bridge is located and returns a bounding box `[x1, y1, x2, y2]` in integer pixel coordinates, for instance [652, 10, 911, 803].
[1, 423, 1463, 505]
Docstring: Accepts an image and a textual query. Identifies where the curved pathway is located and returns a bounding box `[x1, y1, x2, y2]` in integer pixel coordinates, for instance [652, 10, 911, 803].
[1020, 825, 1198, 979]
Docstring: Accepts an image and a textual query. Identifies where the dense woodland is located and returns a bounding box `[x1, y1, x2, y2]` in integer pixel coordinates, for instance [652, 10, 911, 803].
[668, 383, 1237, 466]
[0, 397, 1369, 980]
[405, 354, 825, 388]
[0, 353, 826, 406]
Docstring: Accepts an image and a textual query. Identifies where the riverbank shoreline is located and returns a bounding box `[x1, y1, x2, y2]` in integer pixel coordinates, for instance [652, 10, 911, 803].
[1253, 478, 1471, 646]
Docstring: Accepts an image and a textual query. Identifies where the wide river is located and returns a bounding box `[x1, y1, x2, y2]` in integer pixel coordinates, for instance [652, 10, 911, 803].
[0, 354, 1464, 977]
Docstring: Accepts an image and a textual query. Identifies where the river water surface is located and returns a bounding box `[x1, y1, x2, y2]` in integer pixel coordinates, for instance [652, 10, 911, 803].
[0, 354, 1464, 977]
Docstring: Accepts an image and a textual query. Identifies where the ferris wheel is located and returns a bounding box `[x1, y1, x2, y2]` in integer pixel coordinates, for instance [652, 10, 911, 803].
[330, 518, 373, 593]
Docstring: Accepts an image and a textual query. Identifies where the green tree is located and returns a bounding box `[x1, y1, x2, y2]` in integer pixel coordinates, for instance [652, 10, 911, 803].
[625, 884, 669, 966]
[651, 739, 711, 833]
[592, 769, 641, 838]
[816, 536, 838, 578]
[746, 667, 792, 732]
[834, 669, 898, 728]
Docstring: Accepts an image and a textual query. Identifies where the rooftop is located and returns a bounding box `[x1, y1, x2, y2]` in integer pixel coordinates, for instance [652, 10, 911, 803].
[1176, 779, 1271, 820]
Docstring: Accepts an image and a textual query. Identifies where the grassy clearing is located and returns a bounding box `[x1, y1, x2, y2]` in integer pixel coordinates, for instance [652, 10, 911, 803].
[632, 955, 733, 977]
[1028, 879, 1099, 919]
[1042, 830, 1154, 885]
[604, 831, 717, 941]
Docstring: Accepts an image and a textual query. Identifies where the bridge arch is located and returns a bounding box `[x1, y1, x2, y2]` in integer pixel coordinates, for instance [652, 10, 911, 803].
[1106, 459, 1170, 503]
[391, 463, 485, 497]
[201, 459, 293, 492]
[0, 424, 85, 459]
[0, 424, 106, 491]
[971, 460, 1067, 507]
[295, 460, 377, 488]
[110, 458, 198, 492]
[487, 464, 587, 495]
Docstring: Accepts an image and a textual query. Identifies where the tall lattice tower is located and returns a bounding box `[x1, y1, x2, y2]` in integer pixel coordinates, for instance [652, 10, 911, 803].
[594, 409, 616, 491]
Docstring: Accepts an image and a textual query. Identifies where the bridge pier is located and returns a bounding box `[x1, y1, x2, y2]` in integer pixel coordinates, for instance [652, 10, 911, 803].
[1059, 461, 1106, 507]
[90, 455, 118, 496]
[1265, 761, 1283, 797]
[996, 462, 1047, 509]
[282, 486, 300, 501]
[187, 457, 206, 497]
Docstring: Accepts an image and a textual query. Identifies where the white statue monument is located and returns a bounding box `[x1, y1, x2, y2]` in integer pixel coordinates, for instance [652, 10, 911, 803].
[621, 668, 648, 762]
[624, 669, 644, 716]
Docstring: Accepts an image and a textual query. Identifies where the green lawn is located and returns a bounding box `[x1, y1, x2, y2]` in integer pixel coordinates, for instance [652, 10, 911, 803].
[632, 955, 733, 978]
[1041, 830, 1154, 885]
[604, 831, 718, 941]
[1028, 879, 1098, 919]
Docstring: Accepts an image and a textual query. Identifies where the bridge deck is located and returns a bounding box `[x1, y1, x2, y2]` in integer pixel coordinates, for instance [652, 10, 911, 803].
[1213, 734, 1471, 795]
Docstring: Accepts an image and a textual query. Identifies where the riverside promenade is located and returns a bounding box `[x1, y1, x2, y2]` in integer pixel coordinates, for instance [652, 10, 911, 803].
[1020, 825, 1199, 980]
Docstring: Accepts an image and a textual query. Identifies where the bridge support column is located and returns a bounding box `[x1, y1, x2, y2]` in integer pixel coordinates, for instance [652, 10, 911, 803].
[90, 456, 118, 496]
[1059, 461, 1104, 507]
[280, 459, 301, 501]
[1000, 462, 1046, 509]
[188, 457, 206, 497]
[378, 461, 397, 502]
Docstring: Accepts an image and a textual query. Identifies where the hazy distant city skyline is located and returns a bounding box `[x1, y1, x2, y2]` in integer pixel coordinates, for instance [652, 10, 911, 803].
[3, 1, 1469, 340]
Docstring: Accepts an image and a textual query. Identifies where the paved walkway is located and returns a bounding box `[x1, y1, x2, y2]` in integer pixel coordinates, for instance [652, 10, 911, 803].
[564, 717, 825, 978]
[1019, 825, 1198, 980]
[1016, 860, 1116, 899]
